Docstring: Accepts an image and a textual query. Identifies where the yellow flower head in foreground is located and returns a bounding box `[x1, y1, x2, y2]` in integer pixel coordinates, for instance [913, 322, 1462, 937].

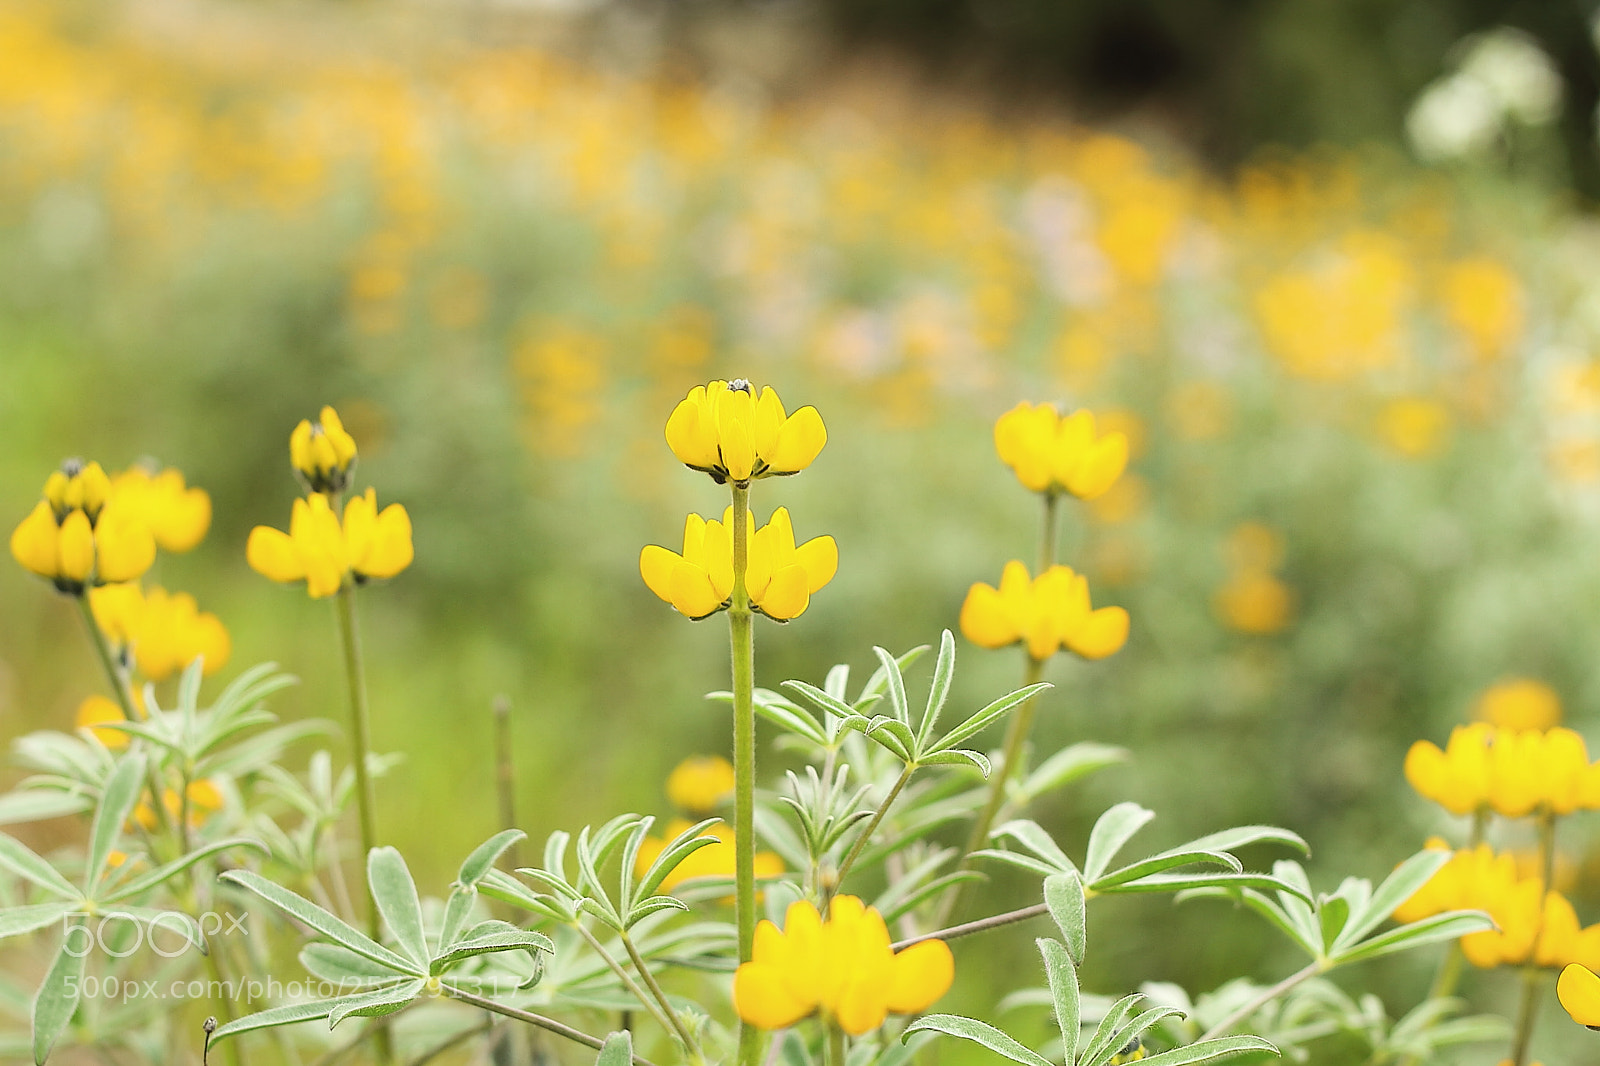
[247, 490, 413, 599]
[667, 755, 736, 814]
[1405, 723, 1600, 818]
[633, 818, 783, 894]
[665, 380, 826, 485]
[11, 460, 155, 593]
[993, 402, 1128, 499]
[1476, 678, 1562, 732]
[733, 896, 954, 1036]
[110, 466, 211, 553]
[1559, 963, 1600, 1030]
[90, 584, 231, 681]
[960, 561, 1128, 662]
[290, 405, 358, 494]
[640, 507, 838, 621]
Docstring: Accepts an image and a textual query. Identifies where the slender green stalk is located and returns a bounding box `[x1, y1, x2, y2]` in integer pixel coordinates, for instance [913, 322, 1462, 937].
[1198, 961, 1323, 1041]
[620, 929, 703, 1059]
[1510, 810, 1559, 1066]
[441, 986, 660, 1066]
[729, 482, 759, 1066]
[573, 924, 678, 1039]
[1038, 491, 1061, 575]
[828, 764, 915, 905]
[825, 1021, 845, 1066]
[492, 696, 521, 871]
[891, 902, 1048, 950]
[333, 583, 388, 1065]
[77, 594, 140, 723]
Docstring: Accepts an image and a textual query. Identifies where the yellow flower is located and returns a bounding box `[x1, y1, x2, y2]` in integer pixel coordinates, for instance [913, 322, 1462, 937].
[1213, 570, 1294, 635]
[10, 461, 155, 594]
[732, 896, 954, 1036]
[110, 466, 211, 553]
[76, 695, 129, 750]
[639, 507, 838, 621]
[633, 818, 783, 894]
[667, 755, 735, 814]
[133, 779, 226, 831]
[1408, 724, 1600, 818]
[89, 583, 230, 681]
[992, 402, 1127, 499]
[247, 490, 413, 599]
[664, 380, 827, 484]
[959, 561, 1128, 662]
[289, 405, 359, 494]
[1404, 724, 1493, 816]
[1476, 678, 1561, 732]
[1559, 963, 1600, 1029]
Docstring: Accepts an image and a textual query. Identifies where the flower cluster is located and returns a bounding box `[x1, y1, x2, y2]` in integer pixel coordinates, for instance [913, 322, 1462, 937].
[732, 896, 953, 1035]
[10, 461, 156, 594]
[89, 583, 230, 682]
[665, 380, 826, 485]
[249, 489, 413, 599]
[290, 406, 358, 494]
[960, 560, 1128, 662]
[640, 507, 837, 621]
[993, 402, 1128, 500]
[1404, 723, 1600, 818]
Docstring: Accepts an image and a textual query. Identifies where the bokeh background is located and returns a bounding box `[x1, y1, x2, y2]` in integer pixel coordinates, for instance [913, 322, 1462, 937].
[6, 0, 1600, 1059]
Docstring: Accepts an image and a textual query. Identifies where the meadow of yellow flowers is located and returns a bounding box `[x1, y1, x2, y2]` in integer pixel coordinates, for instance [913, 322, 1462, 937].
[9, 0, 1600, 1063]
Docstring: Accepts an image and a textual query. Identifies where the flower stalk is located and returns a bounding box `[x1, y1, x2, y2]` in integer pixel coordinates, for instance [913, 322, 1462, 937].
[828, 764, 915, 906]
[1510, 810, 1559, 1066]
[621, 929, 703, 1060]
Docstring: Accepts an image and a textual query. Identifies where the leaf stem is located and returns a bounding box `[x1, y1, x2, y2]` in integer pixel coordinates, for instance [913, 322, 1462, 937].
[441, 986, 659, 1066]
[891, 902, 1048, 950]
[620, 928, 703, 1058]
[77, 594, 140, 723]
[573, 923, 678, 1039]
[1198, 961, 1323, 1041]
[827, 764, 915, 906]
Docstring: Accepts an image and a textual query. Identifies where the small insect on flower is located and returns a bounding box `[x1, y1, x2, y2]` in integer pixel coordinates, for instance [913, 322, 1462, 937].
[665, 379, 826, 485]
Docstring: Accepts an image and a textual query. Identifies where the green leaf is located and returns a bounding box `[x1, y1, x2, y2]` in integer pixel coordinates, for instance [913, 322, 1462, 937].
[903, 1014, 1055, 1066]
[431, 928, 554, 972]
[84, 755, 145, 893]
[1016, 744, 1129, 803]
[1182, 825, 1309, 857]
[1109, 872, 1315, 899]
[635, 818, 720, 903]
[932, 684, 1052, 753]
[437, 888, 477, 954]
[301, 943, 402, 984]
[624, 896, 689, 927]
[877, 872, 983, 924]
[1088, 1006, 1188, 1066]
[992, 820, 1076, 874]
[1331, 910, 1492, 967]
[1091, 849, 1241, 892]
[219, 869, 419, 975]
[198, 721, 332, 778]
[327, 980, 422, 1027]
[1319, 895, 1350, 953]
[1129, 1036, 1279, 1065]
[915, 630, 958, 748]
[0, 791, 91, 827]
[31, 936, 85, 1064]
[368, 847, 429, 969]
[0, 904, 73, 941]
[478, 869, 570, 922]
[782, 680, 861, 723]
[208, 998, 368, 1046]
[597, 1031, 634, 1066]
[1334, 849, 1451, 952]
[751, 693, 829, 746]
[1083, 803, 1154, 883]
[0, 836, 77, 900]
[99, 906, 206, 954]
[102, 838, 265, 904]
[920, 749, 992, 776]
[1044, 872, 1086, 965]
[872, 646, 913, 725]
[458, 829, 528, 888]
[865, 718, 917, 761]
[1078, 993, 1144, 1066]
[1038, 938, 1079, 1064]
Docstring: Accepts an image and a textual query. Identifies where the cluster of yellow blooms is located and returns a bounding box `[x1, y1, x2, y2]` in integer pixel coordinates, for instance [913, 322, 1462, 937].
[1404, 723, 1600, 818]
[960, 403, 1130, 663]
[732, 896, 953, 1035]
[247, 406, 414, 598]
[12, 461, 157, 593]
[89, 583, 230, 682]
[635, 756, 781, 894]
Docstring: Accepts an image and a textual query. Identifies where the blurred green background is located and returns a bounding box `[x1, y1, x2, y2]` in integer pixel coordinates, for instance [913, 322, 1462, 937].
[6, 0, 1600, 1059]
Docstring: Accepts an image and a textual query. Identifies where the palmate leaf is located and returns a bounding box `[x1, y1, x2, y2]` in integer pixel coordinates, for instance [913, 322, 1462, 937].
[1082, 1004, 1188, 1066]
[219, 869, 419, 975]
[1330, 849, 1451, 954]
[1078, 993, 1145, 1066]
[904, 1014, 1055, 1066]
[635, 819, 721, 903]
[431, 927, 554, 973]
[932, 684, 1052, 754]
[991, 820, 1076, 874]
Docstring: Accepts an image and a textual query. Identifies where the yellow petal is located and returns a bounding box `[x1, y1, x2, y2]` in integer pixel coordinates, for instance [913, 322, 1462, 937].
[92, 508, 156, 585]
[670, 560, 725, 619]
[57, 510, 96, 583]
[959, 583, 1017, 649]
[320, 406, 357, 466]
[289, 420, 315, 477]
[193, 612, 231, 676]
[757, 565, 810, 620]
[885, 940, 954, 1014]
[247, 526, 305, 584]
[10, 500, 60, 578]
[705, 518, 735, 603]
[358, 504, 414, 579]
[768, 405, 826, 475]
[1069, 606, 1129, 660]
[734, 962, 813, 1030]
[719, 388, 757, 481]
[745, 523, 776, 602]
[640, 545, 684, 604]
[1559, 964, 1600, 1027]
[794, 536, 838, 593]
[666, 389, 720, 470]
[834, 984, 890, 1036]
[1068, 433, 1129, 500]
[76, 695, 129, 750]
[753, 387, 786, 461]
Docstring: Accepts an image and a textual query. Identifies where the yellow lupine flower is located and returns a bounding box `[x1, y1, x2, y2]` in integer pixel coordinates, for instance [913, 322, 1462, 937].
[960, 560, 1128, 662]
[1559, 963, 1600, 1029]
[732, 896, 954, 1036]
[247, 490, 413, 599]
[632, 818, 783, 894]
[1404, 724, 1493, 816]
[667, 755, 735, 814]
[664, 380, 826, 484]
[76, 695, 130, 750]
[639, 507, 838, 621]
[289, 405, 359, 494]
[992, 402, 1127, 499]
[110, 466, 211, 553]
[133, 779, 226, 831]
[10, 461, 155, 593]
[89, 583, 230, 681]
[1476, 678, 1561, 732]
[1407, 724, 1600, 818]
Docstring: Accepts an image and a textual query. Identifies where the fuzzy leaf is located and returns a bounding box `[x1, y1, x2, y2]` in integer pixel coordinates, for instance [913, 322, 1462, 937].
[903, 1014, 1055, 1066]
[219, 869, 419, 975]
[1045, 872, 1086, 964]
[459, 830, 527, 888]
[1084, 803, 1155, 883]
[1039, 937, 1079, 1064]
[31, 937, 85, 1064]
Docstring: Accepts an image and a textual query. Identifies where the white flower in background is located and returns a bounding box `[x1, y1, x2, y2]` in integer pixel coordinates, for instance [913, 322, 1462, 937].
[1406, 27, 1563, 163]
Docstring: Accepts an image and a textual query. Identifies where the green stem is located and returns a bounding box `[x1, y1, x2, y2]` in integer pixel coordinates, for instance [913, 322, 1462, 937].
[1199, 961, 1323, 1041]
[334, 583, 389, 1065]
[729, 482, 760, 1066]
[828, 764, 915, 905]
[1038, 492, 1061, 575]
[1510, 810, 1559, 1066]
[620, 929, 703, 1059]
[77, 594, 139, 723]
[441, 987, 659, 1066]
[825, 1021, 845, 1066]
[890, 902, 1048, 950]
[573, 924, 678, 1039]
